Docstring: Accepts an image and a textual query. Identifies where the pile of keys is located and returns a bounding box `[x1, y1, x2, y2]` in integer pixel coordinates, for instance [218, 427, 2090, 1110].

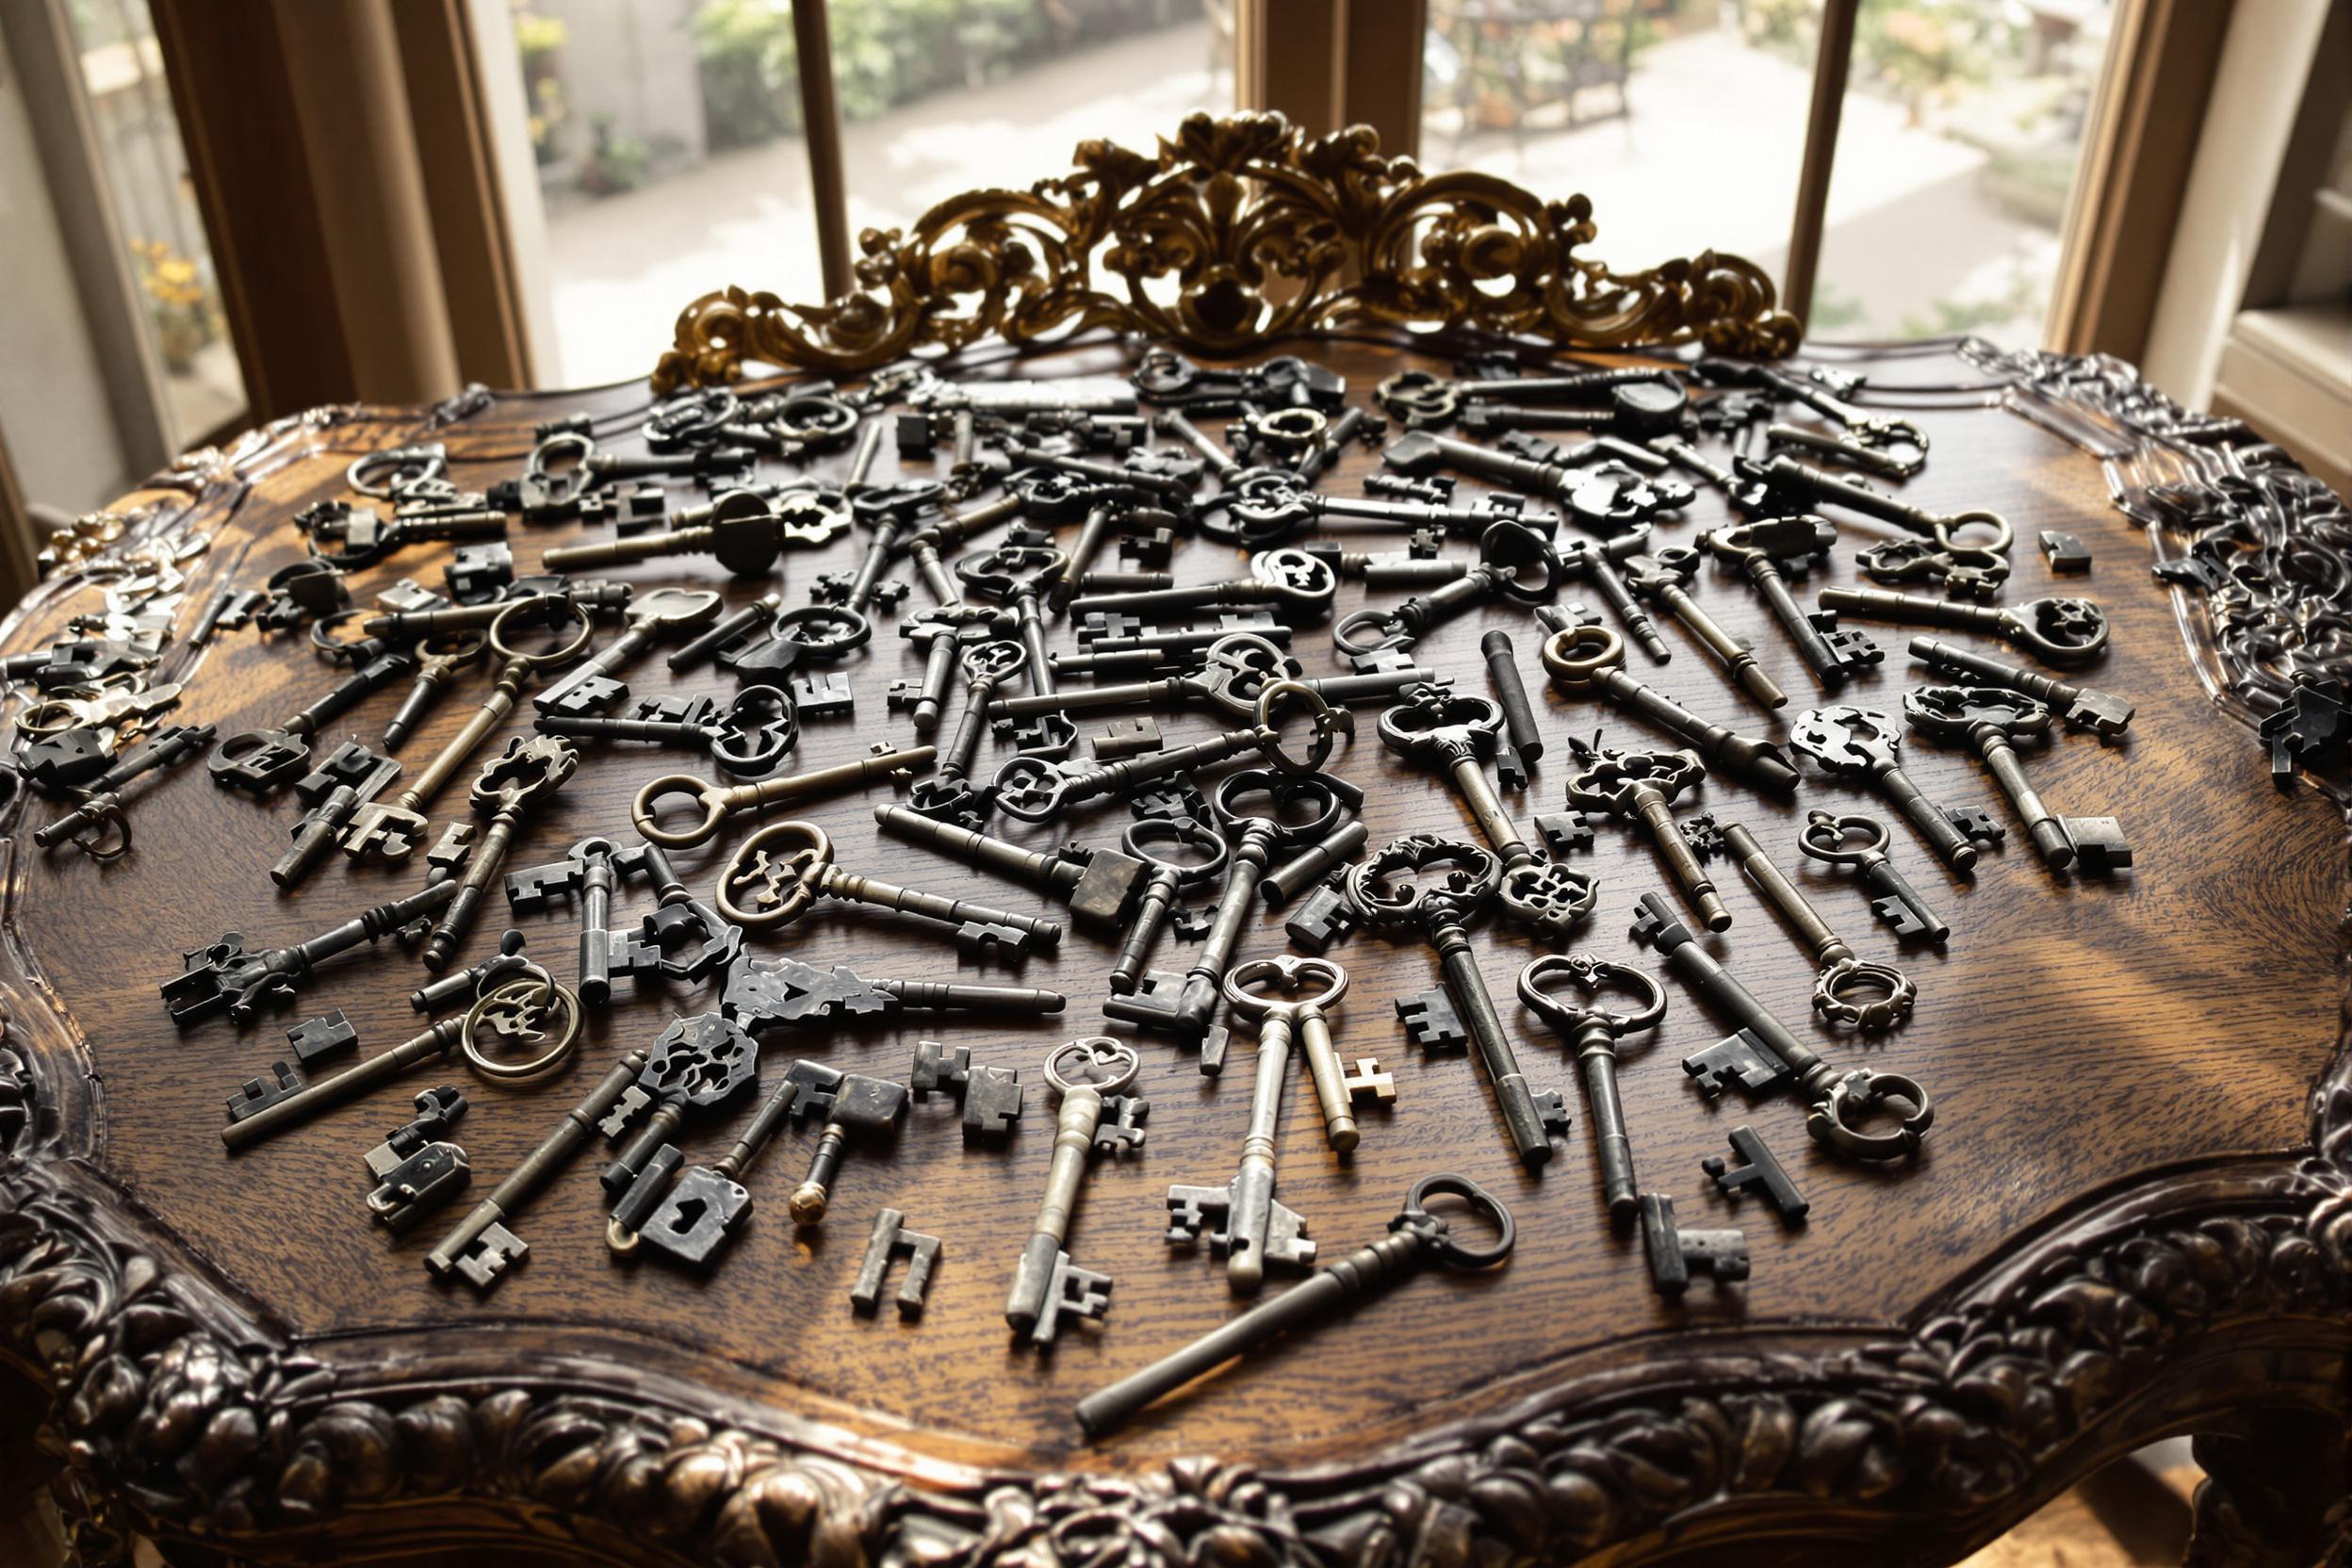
[23, 331, 2149, 1439]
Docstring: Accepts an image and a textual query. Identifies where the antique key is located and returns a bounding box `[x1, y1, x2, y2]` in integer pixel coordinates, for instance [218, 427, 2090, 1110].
[167, 882, 455, 1025]
[597, 1012, 763, 1202]
[1799, 809, 1950, 941]
[207, 646, 416, 790]
[632, 744, 936, 848]
[421, 735, 580, 971]
[537, 686, 797, 777]
[1378, 362, 1676, 425]
[361, 1086, 472, 1233]
[1621, 547, 1786, 710]
[906, 638, 1027, 828]
[1566, 748, 1730, 931]
[382, 629, 487, 748]
[781, 1066, 908, 1224]
[1910, 637, 2132, 739]
[1075, 1173, 1512, 1437]
[1903, 684, 2119, 873]
[540, 488, 847, 576]
[1682, 814, 1915, 1028]
[1853, 535, 2009, 601]
[1067, 547, 1338, 621]
[1788, 705, 1983, 874]
[504, 836, 642, 1002]
[1375, 688, 1596, 938]
[713, 818, 1059, 957]
[532, 586, 725, 717]
[1538, 625, 1798, 792]
[1752, 454, 1997, 548]
[1105, 769, 1348, 1071]
[273, 743, 400, 888]
[1725, 363, 1929, 466]
[874, 805, 1144, 933]
[1633, 891, 1933, 1160]
[609, 1057, 826, 1268]
[1699, 517, 1882, 687]
[34, 722, 214, 858]
[900, 604, 1014, 732]
[1166, 956, 1350, 1294]
[1331, 519, 1571, 655]
[427, 1046, 651, 1290]
[1348, 834, 1570, 1169]
[1108, 818, 1229, 993]
[909, 1039, 1025, 1140]
[1516, 954, 1667, 1223]
[1006, 1037, 1148, 1346]
[1817, 586, 2111, 665]
[299, 498, 505, 570]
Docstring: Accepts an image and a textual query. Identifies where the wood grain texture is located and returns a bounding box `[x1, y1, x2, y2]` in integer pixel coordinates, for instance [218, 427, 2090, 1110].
[2, 337, 2346, 1566]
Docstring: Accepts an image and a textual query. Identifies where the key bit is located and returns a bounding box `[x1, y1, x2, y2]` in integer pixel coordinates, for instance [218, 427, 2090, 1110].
[909, 1040, 1025, 1139]
[1703, 1125, 1809, 1224]
[1638, 1193, 1750, 1297]
[851, 1207, 941, 1318]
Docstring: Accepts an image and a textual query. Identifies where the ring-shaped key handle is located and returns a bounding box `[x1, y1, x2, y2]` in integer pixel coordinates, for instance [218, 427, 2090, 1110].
[1813, 958, 1917, 1031]
[307, 608, 383, 662]
[1399, 1173, 1516, 1266]
[712, 818, 833, 928]
[1332, 605, 1410, 658]
[624, 585, 726, 633]
[709, 685, 799, 776]
[1120, 816, 1232, 886]
[773, 603, 872, 660]
[348, 442, 449, 498]
[1186, 633, 1299, 721]
[462, 973, 582, 1083]
[1477, 520, 1570, 604]
[645, 388, 739, 446]
[1376, 687, 1504, 760]
[965, 639, 1029, 687]
[1537, 622, 1625, 689]
[1222, 954, 1349, 1017]
[987, 754, 1085, 823]
[524, 430, 595, 482]
[771, 391, 858, 444]
[1810, 1068, 1934, 1160]
[1374, 370, 1459, 425]
[417, 627, 491, 676]
[1248, 547, 1340, 608]
[1210, 767, 1348, 847]
[1132, 347, 1209, 399]
[2007, 596, 2111, 662]
[65, 804, 131, 863]
[1798, 808, 1892, 867]
[955, 544, 1064, 602]
[1043, 1036, 1141, 1097]
[1930, 508, 2011, 554]
[1252, 678, 1345, 776]
[469, 733, 580, 812]
[488, 594, 596, 668]
[1902, 683, 2052, 743]
[1563, 747, 1704, 812]
[629, 775, 731, 847]
[1343, 832, 1502, 930]
[1850, 416, 1931, 471]
[1787, 705, 1902, 774]
[1514, 953, 1668, 1036]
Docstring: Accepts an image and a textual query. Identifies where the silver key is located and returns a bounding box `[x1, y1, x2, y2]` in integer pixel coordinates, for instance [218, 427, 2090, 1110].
[1004, 1037, 1146, 1345]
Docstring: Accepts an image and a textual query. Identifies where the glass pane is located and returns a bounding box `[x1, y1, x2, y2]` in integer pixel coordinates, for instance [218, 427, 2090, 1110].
[66, 0, 247, 444]
[1420, 0, 1821, 280]
[512, 0, 1233, 387]
[1812, 0, 2114, 347]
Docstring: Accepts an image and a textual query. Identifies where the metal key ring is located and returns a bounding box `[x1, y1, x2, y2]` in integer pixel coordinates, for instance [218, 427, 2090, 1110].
[1043, 1036, 1141, 1097]
[1344, 832, 1503, 930]
[712, 818, 832, 928]
[1120, 816, 1231, 887]
[1478, 520, 1572, 604]
[709, 684, 800, 776]
[1332, 606, 1409, 657]
[1814, 958, 1917, 1032]
[1253, 678, 1344, 776]
[309, 608, 384, 663]
[1515, 953, 1667, 1035]
[1211, 767, 1348, 846]
[1399, 1173, 1515, 1267]
[1798, 809, 1889, 868]
[1810, 1068, 1934, 1160]
[348, 442, 448, 498]
[1930, 508, 2012, 555]
[1222, 954, 1348, 1016]
[66, 804, 131, 864]
[1537, 622, 1625, 689]
[462, 972, 582, 1082]
[773, 603, 872, 660]
[632, 775, 732, 849]
[487, 594, 596, 668]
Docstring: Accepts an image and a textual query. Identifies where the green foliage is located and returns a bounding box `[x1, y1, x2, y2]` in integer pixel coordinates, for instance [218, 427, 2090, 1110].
[1853, 0, 2009, 112]
[579, 115, 654, 196]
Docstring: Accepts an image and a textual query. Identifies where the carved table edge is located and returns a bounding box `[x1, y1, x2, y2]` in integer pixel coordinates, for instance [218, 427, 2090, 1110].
[0, 347, 2346, 1568]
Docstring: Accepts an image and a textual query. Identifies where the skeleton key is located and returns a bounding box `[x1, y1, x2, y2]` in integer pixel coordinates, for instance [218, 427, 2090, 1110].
[504, 836, 644, 1003]
[1006, 1037, 1147, 1346]
[1457, 379, 1690, 440]
[1108, 818, 1230, 994]
[781, 1066, 908, 1225]
[838, 482, 939, 611]
[426, 1046, 650, 1290]
[631, 743, 936, 848]
[1067, 546, 1338, 621]
[1632, 892, 1934, 1162]
[207, 649, 415, 791]
[1903, 684, 2100, 872]
[1699, 517, 1881, 687]
[1621, 548, 1786, 710]
[532, 586, 725, 717]
[1910, 637, 2132, 739]
[988, 629, 1293, 726]
[538, 686, 797, 777]
[1724, 365, 1929, 467]
[383, 629, 488, 749]
[714, 818, 1059, 958]
[597, 1012, 762, 1201]
[1753, 454, 2001, 552]
[1332, 520, 1571, 656]
[906, 639, 1027, 828]
[167, 882, 456, 1026]
[34, 722, 215, 859]
[421, 735, 579, 971]
[300, 498, 505, 570]
[1516, 954, 1667, 1224]
[1682, 814, 1915, 1029]
[1818, 585, 2110, 666]
[1348, 834, 1571, 1169]
[1539, 625, 1799, 793]
[1229, 486, 1557, 549]
[1168, 956, 1349, 1294]
[1854, 536, 2009, 601]
[1566, 748, 1730, 931]
[1788, 705, 1981, 874]
[1765, 420, 1921, 480]
[899, 604, 1015, 732]
[1377, 363, 1676, 425]
[1376, 688, 1596, 938]
[874, 805, 1145, 933]
[1075, 1173, 1512, 1437]
[611, 1057, 825, 1267]
[1799, 809, 1950, 941]
[362, 1086, 472, 1233]
[544, 488, 848, 577]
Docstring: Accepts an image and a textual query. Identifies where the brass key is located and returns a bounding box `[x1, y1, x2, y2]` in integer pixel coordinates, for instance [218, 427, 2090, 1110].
[632, 744, 936, 848]
[1005, 1037, 1147, 1345]
[421, 734, 580, 971]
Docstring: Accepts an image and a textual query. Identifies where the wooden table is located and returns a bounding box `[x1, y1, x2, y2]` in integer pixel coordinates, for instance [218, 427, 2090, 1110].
[1, 336, 2344, 1568]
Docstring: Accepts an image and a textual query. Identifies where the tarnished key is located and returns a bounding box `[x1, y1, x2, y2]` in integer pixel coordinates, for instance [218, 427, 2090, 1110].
[1903, 684, 2116, 872]
[1376, 687, 1596, 938]
[900, 604, 1014, 733]
[906, 639, 1026, 829]
[360, 1085, 472, 1233]
[1910, 636, 2132, 739]
[1753, 454, 1997, 547]
[1538, 624, 1797, 792]
[1700, 517, 1882, 687]
[1332, 520, 1570, 656]
[1067, 547, 1337, 623]
[167, 882, 455, 1025]
[1682, 814, 1914, 1029]
[35, 722, 214, 858]
[780, 1064, 907, 1225]
[1348, 834, 1571, 1169]
[504, 836, 640, 1003]
[426, 1045, 651, 1291]
[713, 818, 1059, 959]
[1621, 547, 1787, 710]
[1565, 748, 1730, 931]
[1167, 956, 1348, 1294]
[1817, 585, 2111, 666]
[1516, 954, 1667, 1223]
[382, 629, 487, 749]
[1632, 891, 1933, 1162]
[1107, 818, 1229, 995]
[596, 1012, 761, 1203]
[1006, 1037, 1148, 1346]
[208, 647, 415, 790]
[1800, 809, 1950, 942]
[421, 735, 580, 971]
[875, 804, 1144, 933]
[1074, 1173, 1513, 1437]
[632, 744, 936, 848]
[607, 1056, 827, 1269]
[1788, 705, 1983, 874]
[532, 586, 725, 717]
[537, 686, 797, 777]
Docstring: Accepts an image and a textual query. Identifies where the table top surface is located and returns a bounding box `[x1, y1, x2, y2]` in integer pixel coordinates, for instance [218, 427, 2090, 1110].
[3, 335, 2344, 1567]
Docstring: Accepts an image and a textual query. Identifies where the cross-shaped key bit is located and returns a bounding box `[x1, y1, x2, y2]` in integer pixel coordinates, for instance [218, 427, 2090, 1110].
[1532, 810, 1594, 858]
[788, 670, 855, 717]
[1702, 1125, 1809, 1224]
[851, 1208, 940, 1318]
[452, 1222, 527, 1290]
[1639, 1193, 1749, 1297]
[1942, 806, 2005, 848]
[1680, 1027, 1792, 1098]
[1033, 1253, 1113, 1346]
[1396, 988, 1470, 1053]
[285, 1010, 358, 1067]
[1342, 1057, 1396, 1106]
[1093, 1095, 1149, 1155]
